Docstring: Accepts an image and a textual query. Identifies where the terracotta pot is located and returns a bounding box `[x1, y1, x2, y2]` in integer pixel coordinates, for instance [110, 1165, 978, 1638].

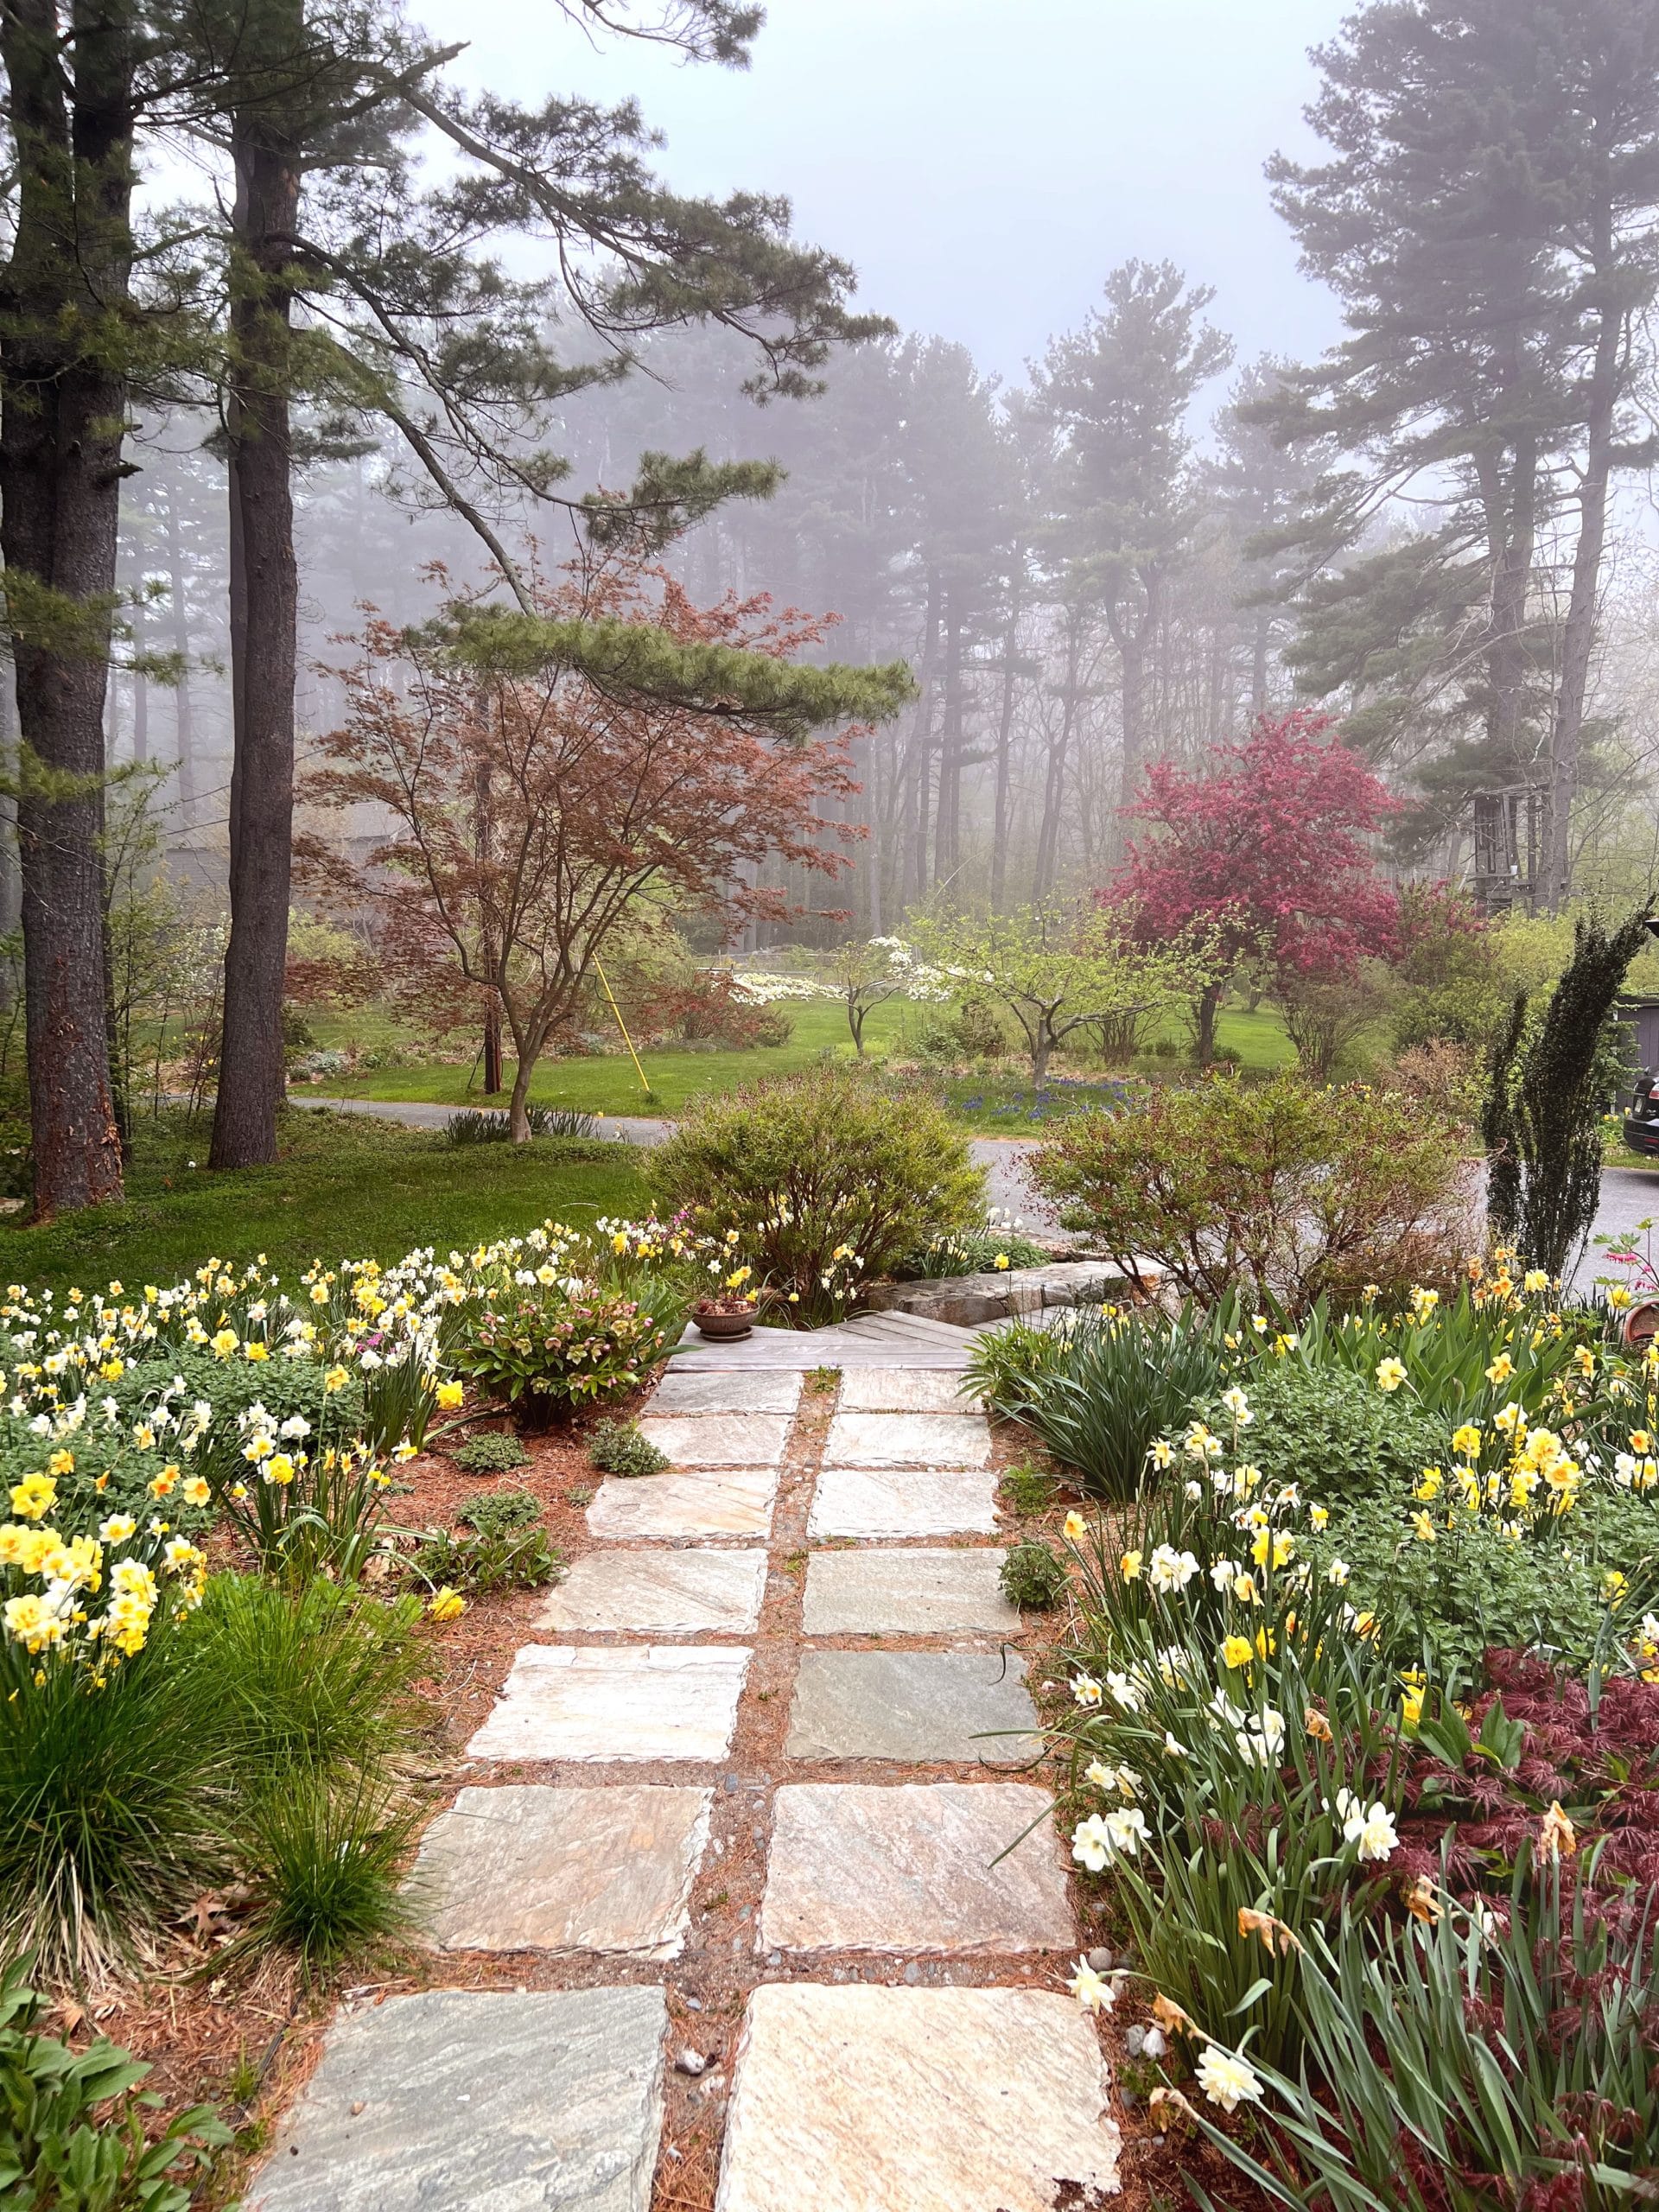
[1621, 1298, 1659, 1350]
[693, 1303, 754, 1341]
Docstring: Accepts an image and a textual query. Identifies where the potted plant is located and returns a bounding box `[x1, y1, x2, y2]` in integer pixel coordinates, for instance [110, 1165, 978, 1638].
[692, 1291, 760, 1341]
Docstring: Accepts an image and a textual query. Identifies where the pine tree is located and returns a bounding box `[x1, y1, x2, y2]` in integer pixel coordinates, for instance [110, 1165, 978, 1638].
[1028, 260, 1232, 863]
[171, 0, 892, 1169]
[1267, 0, 1659, 904]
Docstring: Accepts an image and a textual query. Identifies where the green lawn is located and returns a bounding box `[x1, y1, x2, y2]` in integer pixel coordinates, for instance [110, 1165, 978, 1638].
[306, 997, 1300, 1123]
[0, 1109, 650, 1298]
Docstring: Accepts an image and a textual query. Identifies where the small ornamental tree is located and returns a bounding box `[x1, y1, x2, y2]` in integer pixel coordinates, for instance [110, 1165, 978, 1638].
[827, 937, 948, 1056]
[1107, 711, 1400, 1063]
[302, 554, 911, 1138]
[910, 905, 1208, 1086]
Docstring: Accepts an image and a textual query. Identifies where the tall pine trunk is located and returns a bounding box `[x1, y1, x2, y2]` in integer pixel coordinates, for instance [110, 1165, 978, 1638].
[162, 486, 201, 823]
[1542, 187, 1621, 913]
[212, 92, 300, 1170]
[0, 0, 133, 1218]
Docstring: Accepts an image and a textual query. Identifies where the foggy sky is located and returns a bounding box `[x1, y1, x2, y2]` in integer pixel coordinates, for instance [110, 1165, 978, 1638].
[416, 0, 1350, 387]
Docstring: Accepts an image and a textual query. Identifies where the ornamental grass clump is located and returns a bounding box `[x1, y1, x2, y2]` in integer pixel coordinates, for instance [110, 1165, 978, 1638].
[646, 1066, 983, 1324]
[969, 1303, 1222, 1501]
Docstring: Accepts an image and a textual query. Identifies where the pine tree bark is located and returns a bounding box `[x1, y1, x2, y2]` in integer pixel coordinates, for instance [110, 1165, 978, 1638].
[1033, 612, 1083, 899]
[1542, 185, 1621, 912]
[211, 92, 301, 1170]
[0, 0, 132, 1217]
[932, 589, 963, 886]
[162, 487, 201, 823]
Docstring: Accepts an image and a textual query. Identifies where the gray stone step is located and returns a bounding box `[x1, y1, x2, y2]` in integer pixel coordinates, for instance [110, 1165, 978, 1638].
[251, 1987, 666, 2211]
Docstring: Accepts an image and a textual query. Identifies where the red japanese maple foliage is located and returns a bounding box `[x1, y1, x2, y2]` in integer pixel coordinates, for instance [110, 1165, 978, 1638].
[1104, 710, 1400, 1058]
[299, 553, 864, 1135]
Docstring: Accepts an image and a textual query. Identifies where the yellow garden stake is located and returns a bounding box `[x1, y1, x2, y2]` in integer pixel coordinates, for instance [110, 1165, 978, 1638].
[593, 954, 652, 1098]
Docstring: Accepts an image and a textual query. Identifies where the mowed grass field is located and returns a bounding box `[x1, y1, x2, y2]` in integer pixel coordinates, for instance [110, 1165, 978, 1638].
[0, 1109, 652, 1300]
[306, 998, 1300, 1123]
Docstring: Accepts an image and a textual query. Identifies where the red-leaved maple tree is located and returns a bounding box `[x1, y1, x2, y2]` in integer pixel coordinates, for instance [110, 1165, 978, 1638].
[1105, 710, 1399, 1062]
[301, 553, 872, 1136]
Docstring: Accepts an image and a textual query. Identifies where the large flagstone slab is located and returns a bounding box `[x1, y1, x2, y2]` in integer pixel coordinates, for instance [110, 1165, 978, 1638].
[646, 1370, 803, 1415]
[823, 1410, 992, 1467]
[636, 1413, 791, 1467]
[808, 1464, 999, 1541]
[413, 1785, 710, 1958]
[251, 1986, 666, 2212]
[801, 1548, 1017, 1635]
[541, 1549, 766, 1634]
[834, 1368, 983, 1414]
[588, 1468, 777, 1542]
[713, 1984, 1120, 2212]
[759, 1781, 1072, 1953]
[466, 1644, 749, 1763]
[785, 1650, 1039, 1764]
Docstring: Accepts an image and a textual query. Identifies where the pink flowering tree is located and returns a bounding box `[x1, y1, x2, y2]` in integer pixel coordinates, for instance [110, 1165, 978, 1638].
[1105, 711, 1399, 1064]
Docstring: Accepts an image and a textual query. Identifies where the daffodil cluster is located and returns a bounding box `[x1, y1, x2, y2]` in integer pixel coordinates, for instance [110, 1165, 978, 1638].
[1, 1484, 205, 1688]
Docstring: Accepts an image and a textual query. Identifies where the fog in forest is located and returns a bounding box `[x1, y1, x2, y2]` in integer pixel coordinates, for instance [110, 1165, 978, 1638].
[40, 0, 1659, 957]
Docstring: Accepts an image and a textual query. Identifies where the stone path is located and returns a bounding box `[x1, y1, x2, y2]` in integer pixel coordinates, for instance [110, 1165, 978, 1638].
[252, 1363, 1120, 2210]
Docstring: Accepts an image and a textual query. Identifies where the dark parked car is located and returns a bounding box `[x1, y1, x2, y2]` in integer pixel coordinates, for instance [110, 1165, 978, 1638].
[1623, 1069, 1659, 1157]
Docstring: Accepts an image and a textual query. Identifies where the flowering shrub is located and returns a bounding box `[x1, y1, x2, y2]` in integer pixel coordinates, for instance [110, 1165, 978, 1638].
[451, 1229, 683, 1424]
[647, 1067, 983, 1324]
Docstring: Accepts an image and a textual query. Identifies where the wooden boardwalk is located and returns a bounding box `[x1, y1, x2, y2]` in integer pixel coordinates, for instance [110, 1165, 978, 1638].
[671, 1310, 976, 1371]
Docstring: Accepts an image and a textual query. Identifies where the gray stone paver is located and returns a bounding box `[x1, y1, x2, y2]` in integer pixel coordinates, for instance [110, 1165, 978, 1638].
[646, 1369, 804, 1415]
[541, 1548, 766, 1634]
[835, 1368, 983, 1414]
[824, 1409, 993, 1466]
[636, 1412, 791, 1467]
[785, 1650, 1040, 1764]
[414, 1785, 710, 1957]
[587, 1467, 777, 1542]
[467, 1643, 749, 1763]
[251, 1987, 666, 2212]
[713, 1985, 1120, 2212]
[760, 1782, 1074, 1954]
[808, 1463, 1000, 1541]
[802, 1548, 1018, 1636]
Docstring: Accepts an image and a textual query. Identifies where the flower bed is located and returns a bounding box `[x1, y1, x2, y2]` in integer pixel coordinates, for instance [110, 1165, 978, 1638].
[1002, 1262, 1659, 2205]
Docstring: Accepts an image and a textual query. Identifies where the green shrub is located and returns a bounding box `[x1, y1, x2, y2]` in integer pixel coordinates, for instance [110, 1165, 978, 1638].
[999, 1541, 1069, 1609]
[1031, 1069, 1471, 1306]
[236, 1773, 420, 1980]
[0, 1956, 228, 2210]
[988, 1306, 1222, 1502]
[1313, 1497, 1630, 1681]
[1234, 1362, 1450, 1503]
[965, 1318, 1069, 1412]
[587, 1419, 670, 1478]
[646, 1066, 983, 1324]
[452, 1430, 531, 1475]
